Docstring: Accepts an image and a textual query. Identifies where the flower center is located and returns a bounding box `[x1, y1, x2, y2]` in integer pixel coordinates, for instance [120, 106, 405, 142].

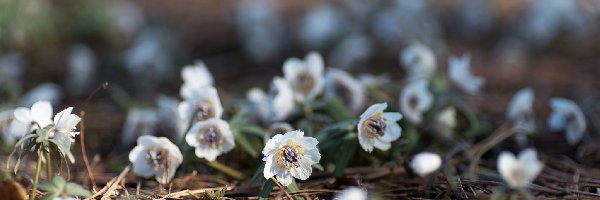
[362, 112, 386, 139]
[276, 142, 304, 169]
[194, 100, 215, 121]
[409, 94, 419, 109]
[146, 146, 170, 169]
[296, 71, 315, 94]
[197, 126, 223, 147]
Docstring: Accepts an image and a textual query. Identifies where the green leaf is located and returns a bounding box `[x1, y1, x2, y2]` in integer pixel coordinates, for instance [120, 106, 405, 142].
[332, 136, 358, 177]
[39, 193, 59, 200]
[52, 176, 66, 188]
[324, 97, 353, 122]
[259, 178, 275, 200]
[64, 182, 92, 197]
[37, 182, 58, 193]
[250, 162, 265, 184]
[232, 128, 259, 158]
[288, 180, 304, 200]
[239, 125, 266, 138]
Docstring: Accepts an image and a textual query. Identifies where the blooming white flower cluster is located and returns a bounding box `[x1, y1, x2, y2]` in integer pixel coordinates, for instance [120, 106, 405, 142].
[262, 130, 320, 186]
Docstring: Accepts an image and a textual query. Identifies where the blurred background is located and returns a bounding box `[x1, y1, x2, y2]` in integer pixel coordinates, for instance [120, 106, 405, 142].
[2, 0, 600, 157]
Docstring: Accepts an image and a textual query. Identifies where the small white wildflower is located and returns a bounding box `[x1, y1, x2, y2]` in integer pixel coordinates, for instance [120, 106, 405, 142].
[357, 103, 402, 153]
[329, 34, 372, 69]
[14, 100, 54, 130]
[121, 108, 158, 146]
[436, 107, 456, 138]
[129, 135, 183, 184]
[178, 86, 223, 123]
[548, 98, 586, 145]
[185, 118, 235, 161]
[298, 5, 345, 50]
[1, 109, 29, 143]
[124, 28, 172, 85]
[111, 1, 145, 37]
[448, 54, 484, 95]
[399, 80, 433, 124]
[262, 130, 320, 186]
[246, 77, 295, 122]
[324, 68, 365, 113]
[410, 152, 442, 177]
[179, 60, 214, 99]
[66, 44, 96, 95]
[334, 187, 368, 200]
[51, 107, 81, 150]
[20, 83, 62, 107]
[400, 42, 436, 81]
[498, 149, 543, 189]
[507, 88, 535, 133]
[283, 52, 325, 104]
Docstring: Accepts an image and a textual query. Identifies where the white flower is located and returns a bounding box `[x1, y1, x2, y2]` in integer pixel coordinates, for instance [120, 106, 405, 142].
[20, 83, 62, 107]
[400, 42, 436, 81]
[1, 109, 28, 143]
[124, 28, 172, 85]
[121, 108, 158, 146]
[507, 88, 535, 133]
[448, 54, 484, 95]
[178, 86, 223, 123]
[128, 135, 183, 184]
[548, 98, 586, 145]
[283, 52, 325, 103]
[436, 107, 456, 138]
[324, 68, 365, 113]
[357, 103, 402, 153]
[497, 149, 543, 189]
[52, 107, 81, 150]
[185, 118, 235, 161]
[111, 1, 145, 37]
[180, 60, 214, 99]
[399, 80, 433, 124]
[262, 130, 320, 186]
[298, 5, 345, 50]
[14, 100, 54, 130]
[329, 34, 373, 69]
[66, 44, 96, 95]
[156, 95, 186, 141]
[247, 77, 295, 122]
[410, 152, 442, 177]
[334, 187, 368, 200]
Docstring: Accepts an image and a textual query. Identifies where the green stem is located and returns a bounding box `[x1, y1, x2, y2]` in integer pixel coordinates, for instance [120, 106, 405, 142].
[30, 150, 43, 200]
[303, 103, 313, 119]
[45, 151, 52, 179]
[468, 124, 515, 179]
[205, 160, 245, 180]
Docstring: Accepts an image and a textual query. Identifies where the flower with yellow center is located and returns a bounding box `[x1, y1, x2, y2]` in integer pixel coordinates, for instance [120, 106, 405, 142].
[185, 118, 235, 161]
[129, 135, 182, 185]
[263, 130, 320, 186]
[357, 103, 402, 153]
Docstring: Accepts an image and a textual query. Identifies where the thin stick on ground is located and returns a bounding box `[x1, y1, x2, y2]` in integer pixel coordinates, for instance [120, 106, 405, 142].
[79, 82, 108, 191]
[89, 165, 130, 200]
[160, 186, 234, 199]
[100, 165, 130, 200]
[271, 177, 293, 200]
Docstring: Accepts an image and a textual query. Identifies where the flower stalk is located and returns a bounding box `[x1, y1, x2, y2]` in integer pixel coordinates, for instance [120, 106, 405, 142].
[30, 150, 43, 200]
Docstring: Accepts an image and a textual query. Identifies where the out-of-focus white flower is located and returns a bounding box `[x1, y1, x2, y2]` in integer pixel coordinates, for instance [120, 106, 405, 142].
[324, 68, 365, 113]
[128, 135, 183, 185]
[156, 94, 186, 141]
[401, 42, 437, 81]
[264, 122, 294, 144]
[507, 88, 535, 133]
[67, 44, 96, 95]
[283, 52, 325, 104]
[20, 83, 62, 107]
[178, 86, 223, 123]
[358, 73, 391, 87]
[298, 4, 346, 50]
[498, 148, 543, 189]
[329, 34, 373, 70]
[436, 107, 456, 138]
[333, 187, 368, 200]
[185, 118, 235, 161]
[548, 98, 586, 145]
[400, 80, 433, 124]
[357, 103, 402, 153]
[1, 109, 28, 143]
[0, 52, 25, 80]
[124, 28, 172, 85]
[111, 1, 145, 37]
[410, 152, 442, 177]
[235, 0, 284, 62]
[262, 130, 320, 186]
[121, 108, 158, 146]
[247, 77, 295, 123]
[14, 100, 54, 130]
[52, 107, 81, 151]
[180, 60, 214, 99]
[449, 54, 484, 95]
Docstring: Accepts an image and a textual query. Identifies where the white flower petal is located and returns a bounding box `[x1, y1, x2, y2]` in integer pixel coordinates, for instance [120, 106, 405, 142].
[410, 152, 442, 177]
[31, 101, 53, 127]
